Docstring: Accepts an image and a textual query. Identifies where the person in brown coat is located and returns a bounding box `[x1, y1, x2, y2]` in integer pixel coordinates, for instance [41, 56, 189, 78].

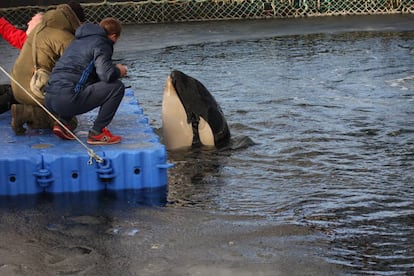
[0, 12, 44, 114]
[10, 2, 85, 134]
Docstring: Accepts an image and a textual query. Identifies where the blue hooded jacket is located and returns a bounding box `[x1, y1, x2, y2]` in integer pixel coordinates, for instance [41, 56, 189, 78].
[46, 23, 121, 95]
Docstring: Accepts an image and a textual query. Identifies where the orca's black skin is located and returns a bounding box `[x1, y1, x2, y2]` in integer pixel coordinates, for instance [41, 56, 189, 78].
[170, 70, 231, 148]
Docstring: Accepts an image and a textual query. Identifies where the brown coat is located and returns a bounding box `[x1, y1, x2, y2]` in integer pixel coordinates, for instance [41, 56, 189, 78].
[11, 4, 81, 105]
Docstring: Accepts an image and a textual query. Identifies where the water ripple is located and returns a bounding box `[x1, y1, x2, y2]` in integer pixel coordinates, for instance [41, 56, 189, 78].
[124, 30, 414, 274]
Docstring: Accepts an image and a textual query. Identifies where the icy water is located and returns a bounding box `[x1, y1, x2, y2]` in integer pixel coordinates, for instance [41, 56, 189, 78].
[1, 15, 414, 275]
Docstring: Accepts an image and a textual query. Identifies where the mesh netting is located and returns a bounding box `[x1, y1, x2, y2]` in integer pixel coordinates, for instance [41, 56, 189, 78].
[0, 0, 413, 27]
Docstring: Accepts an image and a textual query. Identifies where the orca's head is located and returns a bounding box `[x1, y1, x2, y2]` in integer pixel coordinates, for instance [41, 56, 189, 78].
[162, 70, 230, 150]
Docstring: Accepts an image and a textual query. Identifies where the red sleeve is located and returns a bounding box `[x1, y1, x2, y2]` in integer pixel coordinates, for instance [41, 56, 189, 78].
[0, 17, 26, 50]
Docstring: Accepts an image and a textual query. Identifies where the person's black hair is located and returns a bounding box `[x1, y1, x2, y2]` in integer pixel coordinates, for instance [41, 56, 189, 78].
[67, 1, 86, 22]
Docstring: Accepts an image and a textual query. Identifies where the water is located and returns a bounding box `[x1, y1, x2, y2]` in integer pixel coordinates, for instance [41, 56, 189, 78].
[122, 28, 414, 274]
[1, 16, 414, 275]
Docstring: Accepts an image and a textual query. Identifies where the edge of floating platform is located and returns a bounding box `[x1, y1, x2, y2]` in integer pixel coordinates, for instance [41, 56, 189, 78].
[0, 88, 173, 196]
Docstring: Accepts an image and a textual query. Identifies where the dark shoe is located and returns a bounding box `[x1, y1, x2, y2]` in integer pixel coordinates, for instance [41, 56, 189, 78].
[87, 127, 121, 145]
[0, 84, 16, 114]
[11, 104, 26, 135]
[26, 106, 54, 130]
[52, 122, 75, 140]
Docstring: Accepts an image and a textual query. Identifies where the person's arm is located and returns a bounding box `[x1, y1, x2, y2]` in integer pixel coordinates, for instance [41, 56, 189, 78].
[0, 17, 26, 50]
[94, 44, 122, 82]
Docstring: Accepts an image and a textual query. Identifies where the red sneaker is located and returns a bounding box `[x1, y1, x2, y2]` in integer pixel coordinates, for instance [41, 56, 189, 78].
[52, 122, 75, 140]
[87, 127, 121, 145]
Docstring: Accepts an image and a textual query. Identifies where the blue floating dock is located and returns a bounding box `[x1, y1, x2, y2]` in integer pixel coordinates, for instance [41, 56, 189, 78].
[0, 89, 173, 196]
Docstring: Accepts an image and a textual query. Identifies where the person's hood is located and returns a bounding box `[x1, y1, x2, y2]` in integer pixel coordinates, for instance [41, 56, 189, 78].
[42, 4, 81, 34]
[75, 22, 109, 41]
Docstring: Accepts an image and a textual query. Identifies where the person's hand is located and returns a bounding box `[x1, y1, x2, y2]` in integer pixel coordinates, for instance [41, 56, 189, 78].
[116, 64, 128, 78]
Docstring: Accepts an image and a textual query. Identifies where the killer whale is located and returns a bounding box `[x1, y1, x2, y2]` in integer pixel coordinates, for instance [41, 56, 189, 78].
[162, 70, 231, 150]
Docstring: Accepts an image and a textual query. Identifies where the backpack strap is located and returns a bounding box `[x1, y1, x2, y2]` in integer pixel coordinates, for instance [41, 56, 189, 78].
[31, 24, 45, 70]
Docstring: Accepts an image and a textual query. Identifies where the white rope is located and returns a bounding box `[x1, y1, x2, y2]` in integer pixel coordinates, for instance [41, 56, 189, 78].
[0, 65, 104, 164]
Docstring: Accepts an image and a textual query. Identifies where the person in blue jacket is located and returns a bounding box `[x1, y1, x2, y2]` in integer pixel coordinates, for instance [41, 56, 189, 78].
[45, 17, 127, 145]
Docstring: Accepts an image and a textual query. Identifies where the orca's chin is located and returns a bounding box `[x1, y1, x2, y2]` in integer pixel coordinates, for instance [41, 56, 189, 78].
[161, 76, 193, 150]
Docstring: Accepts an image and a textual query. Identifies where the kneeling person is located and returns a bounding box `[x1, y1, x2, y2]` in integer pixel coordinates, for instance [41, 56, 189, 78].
[45, 17, 127, 145]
